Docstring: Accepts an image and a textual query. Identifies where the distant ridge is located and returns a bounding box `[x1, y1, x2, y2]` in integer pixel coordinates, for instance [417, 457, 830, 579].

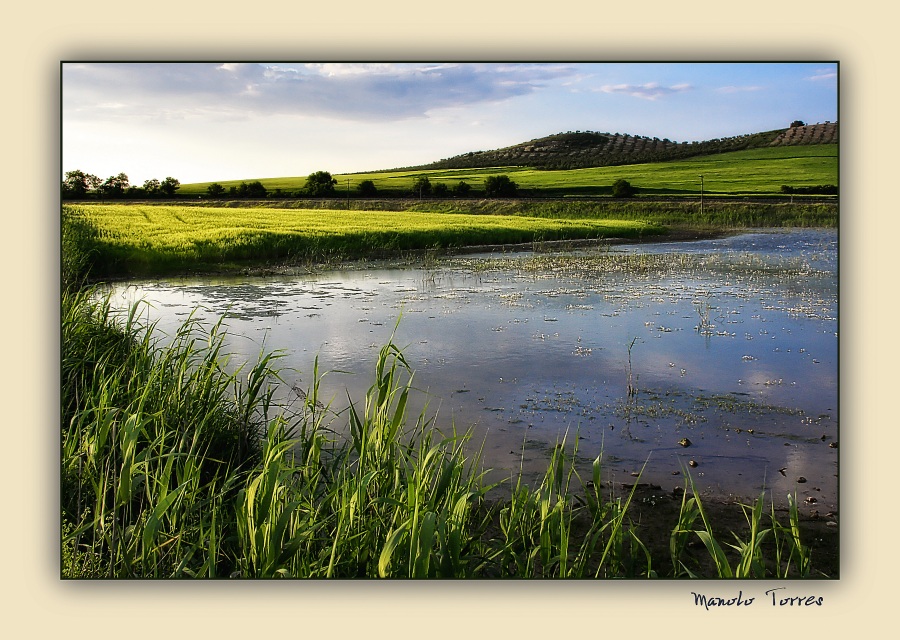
[400, 122, 838, 171]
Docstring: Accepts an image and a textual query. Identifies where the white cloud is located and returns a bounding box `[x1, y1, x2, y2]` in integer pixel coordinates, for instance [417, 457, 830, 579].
[808, 71, 837, 82]
[63, 62, 580, 123]
[716, 85, 764, 93]
[596, 82, 693, 100]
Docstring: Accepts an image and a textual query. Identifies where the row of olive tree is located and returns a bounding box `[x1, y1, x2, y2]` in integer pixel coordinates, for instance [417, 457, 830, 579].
[61, 170, 180, 199]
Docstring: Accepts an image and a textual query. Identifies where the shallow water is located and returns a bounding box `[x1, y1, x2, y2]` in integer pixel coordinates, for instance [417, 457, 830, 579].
[106, 228, 838, 508]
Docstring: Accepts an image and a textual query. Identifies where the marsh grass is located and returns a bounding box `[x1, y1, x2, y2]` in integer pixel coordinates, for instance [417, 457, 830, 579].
[669, 471, 812, 579]
[410, 199, 837, 229]
[61, 290, 820, 579]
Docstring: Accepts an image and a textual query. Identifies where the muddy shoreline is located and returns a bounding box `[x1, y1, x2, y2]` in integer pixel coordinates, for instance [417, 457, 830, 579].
[618, 483, 837, 578]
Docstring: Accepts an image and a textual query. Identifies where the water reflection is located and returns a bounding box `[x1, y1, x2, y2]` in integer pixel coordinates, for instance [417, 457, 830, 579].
[106, 228, 838, 508]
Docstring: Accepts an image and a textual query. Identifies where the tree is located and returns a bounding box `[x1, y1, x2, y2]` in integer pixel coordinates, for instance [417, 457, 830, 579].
[452, 180, 471, 197]
[611, 178, 636, 198]
[143, 179, 161, 197]
[207, 183, 226, 198]
[62, 170, 101, 198]
[99, 173, 130, 198]
[412, 176, 432, 198]
[356, 180, 377, 197]
[304, 171, 337, 197]
[433, 182, 449, 198]
[790, 120, 806, 128]
[237, 181, 267, 198]
[159, 177, 181, 197]
[484, 174, 517, 197]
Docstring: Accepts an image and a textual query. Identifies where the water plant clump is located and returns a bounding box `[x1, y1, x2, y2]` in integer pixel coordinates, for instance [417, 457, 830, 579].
[61, 291, 827, 578]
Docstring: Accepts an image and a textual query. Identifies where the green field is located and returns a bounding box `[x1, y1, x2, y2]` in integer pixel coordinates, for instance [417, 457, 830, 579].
[62, 203, 664, 279]
[178, 145, 838, 197]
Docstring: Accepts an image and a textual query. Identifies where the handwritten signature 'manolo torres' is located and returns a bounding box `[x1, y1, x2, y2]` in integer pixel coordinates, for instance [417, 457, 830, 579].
[692, 588, 824, 610]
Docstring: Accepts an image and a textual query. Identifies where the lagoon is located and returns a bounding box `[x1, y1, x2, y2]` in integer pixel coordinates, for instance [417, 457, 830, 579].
[106, 228, 838, 508]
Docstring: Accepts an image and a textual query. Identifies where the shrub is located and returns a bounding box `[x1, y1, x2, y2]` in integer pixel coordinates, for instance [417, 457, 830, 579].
[412, 176, 432, 197]
[433, 182, 449, 198]
[452, 181, 472, 197]
[357, 180, 377, 197]
[484, 175, 517, 197]
[611, 179, 636, 198]
[304, 171, 338, 197]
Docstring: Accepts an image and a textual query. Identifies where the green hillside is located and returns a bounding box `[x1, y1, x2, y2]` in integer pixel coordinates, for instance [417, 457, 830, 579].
[179, 144, 837, 198]
[406, 122, 838, 171]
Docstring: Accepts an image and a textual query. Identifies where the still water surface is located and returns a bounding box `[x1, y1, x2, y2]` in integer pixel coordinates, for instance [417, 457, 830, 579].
[107, 228, 838, 508]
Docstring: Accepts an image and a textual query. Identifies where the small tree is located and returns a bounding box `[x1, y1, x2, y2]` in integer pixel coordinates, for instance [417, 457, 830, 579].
[412, 176, 432, 198]
[305, 171, 337, 197]
[433, 182, 449, 198]
[790, 120, 806, 128]
[159, 177, 181, 197]
[62, 170, 101, 198]
[207, 183, 226, 198]
[484, 174, 517, 197]
[357, 180, 377, 197]
[611, 178, 636, 198]
[99, 173, 130, 198]
[143, 179, 161, 197]
[237, 181, 267, 198]
[452, 180, 471, 197]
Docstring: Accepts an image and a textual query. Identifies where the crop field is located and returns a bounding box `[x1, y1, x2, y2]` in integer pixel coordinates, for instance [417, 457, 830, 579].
[63, 203, 663, 277]
[178, 145, 838, 197]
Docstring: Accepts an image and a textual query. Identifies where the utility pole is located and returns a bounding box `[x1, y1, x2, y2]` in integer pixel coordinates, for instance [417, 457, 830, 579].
[347, 177, 350, 210]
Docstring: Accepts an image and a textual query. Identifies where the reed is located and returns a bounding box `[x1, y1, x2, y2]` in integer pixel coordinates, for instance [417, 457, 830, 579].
[669, 471, 813, 579]
[62, 290, 819, 579]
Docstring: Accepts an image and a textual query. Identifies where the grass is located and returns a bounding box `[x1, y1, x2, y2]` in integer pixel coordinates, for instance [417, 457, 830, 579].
[669, 472, 812, 579]
[62, 197, 837, 282]
[414, 199, 838, 228]
[177, 145, 838, 197]
[61, 288, 820, 579]
[61, 203, 665, 279]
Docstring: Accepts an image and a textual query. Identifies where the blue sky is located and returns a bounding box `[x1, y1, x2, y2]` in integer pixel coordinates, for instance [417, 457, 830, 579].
[62, 62, 838, 185]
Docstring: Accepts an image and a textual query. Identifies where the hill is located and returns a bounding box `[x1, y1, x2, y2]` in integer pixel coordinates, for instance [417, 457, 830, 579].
[403, 122, 838, 171]
[177, 144, 837, 198]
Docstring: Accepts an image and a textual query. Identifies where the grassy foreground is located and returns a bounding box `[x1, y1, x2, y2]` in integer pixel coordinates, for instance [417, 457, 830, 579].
[62, 288, 817, 579]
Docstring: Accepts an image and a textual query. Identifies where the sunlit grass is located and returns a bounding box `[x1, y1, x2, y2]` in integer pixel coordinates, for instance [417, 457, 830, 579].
[179, 145, 838, 197]
[62, 203, 663, 278]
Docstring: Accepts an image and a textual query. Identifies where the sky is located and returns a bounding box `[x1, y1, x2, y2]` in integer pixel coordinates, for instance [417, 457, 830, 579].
[62, 62, 838, 186]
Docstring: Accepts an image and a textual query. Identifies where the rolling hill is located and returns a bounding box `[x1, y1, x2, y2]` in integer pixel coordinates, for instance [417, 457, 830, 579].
[174, 122, 837, 198]
[400, 121, 838, 171]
